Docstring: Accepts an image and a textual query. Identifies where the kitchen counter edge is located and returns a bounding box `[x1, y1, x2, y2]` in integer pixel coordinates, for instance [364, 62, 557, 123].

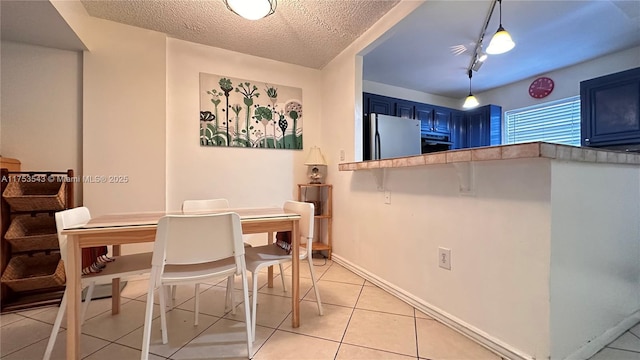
[338, 142, 640, 171]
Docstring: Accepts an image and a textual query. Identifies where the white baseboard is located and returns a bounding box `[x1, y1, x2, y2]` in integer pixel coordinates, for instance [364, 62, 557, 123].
[332, 254, 533, 360]
[564, 310, 640, 360]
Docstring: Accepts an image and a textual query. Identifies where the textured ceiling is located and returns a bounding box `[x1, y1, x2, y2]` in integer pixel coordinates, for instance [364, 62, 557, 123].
[3, 0, 637, 99]
[80, 0, 400, 69]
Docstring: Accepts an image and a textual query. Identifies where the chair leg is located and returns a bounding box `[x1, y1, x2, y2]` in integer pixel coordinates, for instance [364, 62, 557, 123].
[194, 283, 200, 326]
[171, 285, 177, 300]
[279, 264, 287, 292]
[164, 285, 173, 310]
[43, 290, 67, 360]
[240, 267, 253, 357]
[82, 282, 95, 324]
[141, 277, 156, 360]
[158, 285, 168, 344]
[307, 258, 324, 316]
[225, 276, 236, 315]
[251, 269, 259, 343]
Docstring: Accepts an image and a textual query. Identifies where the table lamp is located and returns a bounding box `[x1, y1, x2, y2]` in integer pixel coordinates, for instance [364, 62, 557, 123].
[304, 146, 327, 184]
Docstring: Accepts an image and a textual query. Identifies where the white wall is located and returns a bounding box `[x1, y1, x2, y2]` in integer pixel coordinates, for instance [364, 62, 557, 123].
[0, 41, 82, 202]
[549, 161, 640, 359]
[166, 39, 323, 242]
[53, 1, 168, 219]
[478, 46, 640, 113]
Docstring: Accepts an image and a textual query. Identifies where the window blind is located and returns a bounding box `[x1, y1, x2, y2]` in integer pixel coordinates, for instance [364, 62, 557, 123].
[504, 96, 581, 146]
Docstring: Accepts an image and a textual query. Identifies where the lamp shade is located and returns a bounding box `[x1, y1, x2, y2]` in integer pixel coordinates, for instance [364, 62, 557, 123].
[224, 0, 276, 20]
[304, 146, 327, 166]
[463, 94, 479, 109]
[486, 26, 515, 54]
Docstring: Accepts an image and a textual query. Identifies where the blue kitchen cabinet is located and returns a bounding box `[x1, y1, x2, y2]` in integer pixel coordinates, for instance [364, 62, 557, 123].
[451, 110, 467, 149]
[580, 67, 640, 149]
[433, 108, 452, 134]
[415, 104, 434, 134]
[416, 105, 451, 136]
[467, 108, 488, 148]
[466, 105, 502, 148]
[365, 93, 394, 116]
[396, 100, 415, 119]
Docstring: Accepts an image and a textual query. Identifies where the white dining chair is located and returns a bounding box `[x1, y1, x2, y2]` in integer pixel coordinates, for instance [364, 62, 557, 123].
[243, 200, 323, 341]
[43, 207, 152, 360]
[180, 198, 239, 321]
[140, 213, 252, 360]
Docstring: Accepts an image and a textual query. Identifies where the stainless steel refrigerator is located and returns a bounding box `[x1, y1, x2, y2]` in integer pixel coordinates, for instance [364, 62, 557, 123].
[370, 113, 421, 160]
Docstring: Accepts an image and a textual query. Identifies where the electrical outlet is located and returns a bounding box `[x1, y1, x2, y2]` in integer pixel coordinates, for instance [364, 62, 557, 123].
[438, 247, 451, 270]
[339, 149, 345, 161]
[384, 191, 391, 204]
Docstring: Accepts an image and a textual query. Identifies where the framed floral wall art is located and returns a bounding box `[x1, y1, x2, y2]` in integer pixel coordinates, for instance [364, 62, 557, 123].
[199, 73, 303, 149]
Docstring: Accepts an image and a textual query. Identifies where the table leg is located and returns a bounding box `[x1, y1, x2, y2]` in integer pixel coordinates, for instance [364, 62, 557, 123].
[267, 232, 274, 288]
[291, 219, 300, 328]
[112, 245, 121, 315]
[67, 235, 82, 359]
[111, 279, 121, 315]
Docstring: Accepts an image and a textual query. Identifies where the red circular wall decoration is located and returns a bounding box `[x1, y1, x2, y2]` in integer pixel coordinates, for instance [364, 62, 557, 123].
[529, 77, 555, 99]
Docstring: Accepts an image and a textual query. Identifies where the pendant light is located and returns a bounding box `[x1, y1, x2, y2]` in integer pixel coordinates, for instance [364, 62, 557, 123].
[224, 0, 276, 20]
[463, 70, 479, 109]
[486, 0, 515, 55]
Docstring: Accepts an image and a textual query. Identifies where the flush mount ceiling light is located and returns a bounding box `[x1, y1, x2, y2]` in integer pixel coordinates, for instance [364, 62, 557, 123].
[486, 0, 515, 54]
[463, 70, 480, 109]
[224, 0, 276, 20]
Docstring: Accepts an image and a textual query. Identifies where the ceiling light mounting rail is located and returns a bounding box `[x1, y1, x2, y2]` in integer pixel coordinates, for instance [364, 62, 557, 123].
[467, 0, 498, 74]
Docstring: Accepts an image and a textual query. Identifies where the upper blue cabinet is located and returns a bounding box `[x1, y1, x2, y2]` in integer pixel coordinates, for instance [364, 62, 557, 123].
[581, 67, 640, 150]
[362, 93, 501, 160]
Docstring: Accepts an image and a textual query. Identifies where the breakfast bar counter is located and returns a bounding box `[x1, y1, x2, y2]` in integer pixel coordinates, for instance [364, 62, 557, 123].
[333, 140, 640, 360]
[338, 142, 640, 171]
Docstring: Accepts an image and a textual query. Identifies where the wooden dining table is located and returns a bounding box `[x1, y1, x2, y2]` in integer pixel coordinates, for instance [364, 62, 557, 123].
[61, 207, 301, 359]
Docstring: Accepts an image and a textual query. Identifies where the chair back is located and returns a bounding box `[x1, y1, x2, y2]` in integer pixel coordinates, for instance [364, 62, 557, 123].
[152, 213, 245, 281]
[283, 200, 314, 256]
[182, 198, 230, 212]
[55, 207, 91, 266]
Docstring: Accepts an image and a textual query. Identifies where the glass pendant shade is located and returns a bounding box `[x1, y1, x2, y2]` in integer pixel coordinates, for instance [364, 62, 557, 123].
[462, 70, 479, 109]
[225, 0, 276, 20]
[463, 94, 480, 109]
[486, 26, 515, 54]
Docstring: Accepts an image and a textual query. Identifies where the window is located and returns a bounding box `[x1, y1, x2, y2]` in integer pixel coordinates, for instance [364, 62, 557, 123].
[504, 96, 581, 146]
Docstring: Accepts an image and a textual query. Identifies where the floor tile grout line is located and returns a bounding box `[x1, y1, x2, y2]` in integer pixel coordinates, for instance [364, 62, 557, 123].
[107, 305, 229, 359]
[352, 306, 417, 319]
[607, 345, 640, 354]
[163, 310, 230, 359]
[80, 335, 113, 360]
[414, 307, 420, 359]
[0, 316, 64, 357]
[332, 281, 365, 359]
[628, 329, 640, 341]
[5, 262, 459, 360]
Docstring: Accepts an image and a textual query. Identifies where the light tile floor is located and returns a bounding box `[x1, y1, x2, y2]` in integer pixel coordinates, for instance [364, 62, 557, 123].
[1, 259, 637, 359]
